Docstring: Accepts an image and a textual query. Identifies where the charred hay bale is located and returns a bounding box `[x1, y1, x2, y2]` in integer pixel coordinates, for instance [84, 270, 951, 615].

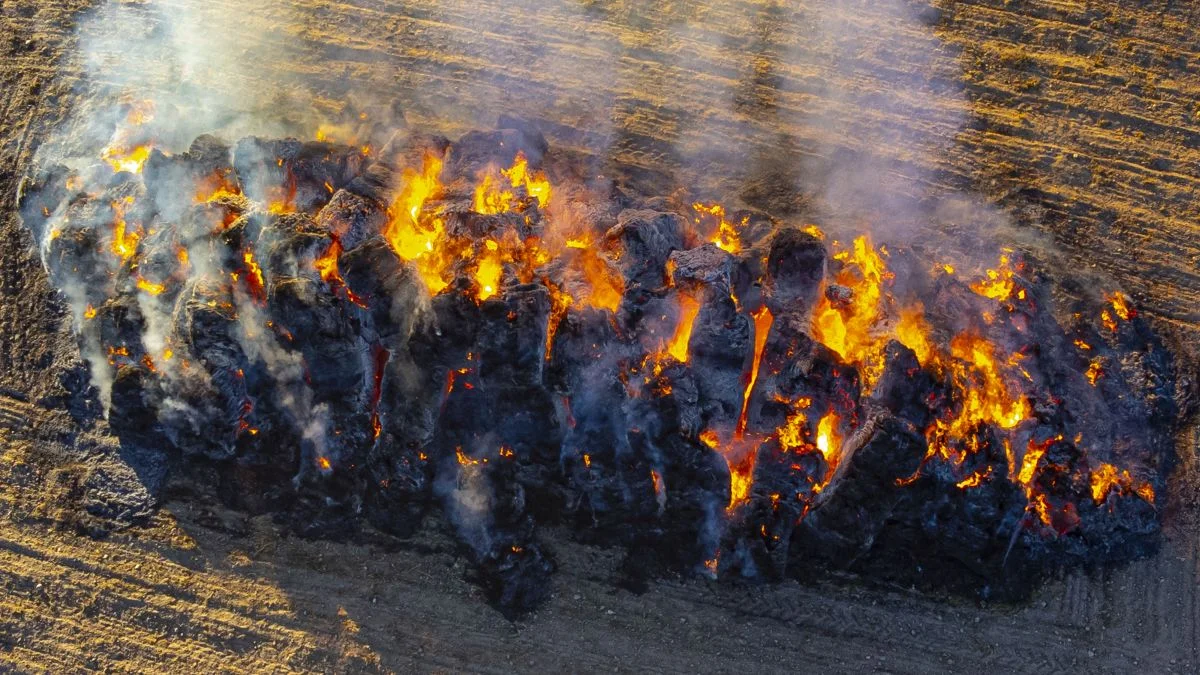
[627, 360, 704, 440]
[558, 374, 653, 537]
[374, 346, 439, 451]
[107, 365, 164, 449]
[341, 237, 429, 343]
[232, 137, 300, 205]
[924, 274, 999, 340]
[868, 427, 1033, 598]
[544, 306, 622, 394]
[688, 292, 750, 424]
[790, 416, 926, 572]
[1069, 482, 1160, 562]
[1101, 315, 1179, 464]
[472, 537, 555, 619]
[43, 225, 112, 310]
[490, 387, 562, 469]
[179, 193, 249, 241]
[409, 279, 483, 371]
[16, 164, 71, 242]
[257, 213, 330, 285]
[233, 137, 365, 213]
[561, 438, 662, 544]
[733, 441, 826, 579]
[668, 243, 734, 288]
[433, 358, 490, 458]
[478, 283, 551, 388]
[363, 441, 433, 538]
[268, 277, 368, 399]
[160, 279, 255, 460]
[365, 346, 438, 538]
[763, 227, 825, 320]
[134, 225, 188, 303]
[607, 209, 684, 292]
[443, 207, 539, 242]
[315, 189, 386, 251]
[436, 443, 554, 617]
[619, 434, 730, 580]
[281, 140, 368, 212]
[748, 326, 861, 440]
[871, 340, 943, 429]
[447, 127, 548, 178]
[287, 421, 370, 540]
[88, 293, 146, 363]
[143, 135, 233, 221]
[343, 162, 395, 207]
[216, 213, 265, 264]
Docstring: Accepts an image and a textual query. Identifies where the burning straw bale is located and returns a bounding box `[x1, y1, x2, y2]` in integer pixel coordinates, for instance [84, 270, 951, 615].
[18, 115, 1185, 615]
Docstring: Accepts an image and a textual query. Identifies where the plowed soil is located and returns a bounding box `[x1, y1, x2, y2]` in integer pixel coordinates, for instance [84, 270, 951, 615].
[1, 0, 1197, 672]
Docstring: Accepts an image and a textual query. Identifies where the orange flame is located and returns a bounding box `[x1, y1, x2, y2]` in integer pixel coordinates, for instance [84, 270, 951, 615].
[1090, 463, 1154, 505]
[666, 291, 701, 362]
[1108, 292, 1134, 321]
[315, 240, 343, 284]
[576, 245, 623, 312]
[692, 202, 744, 254]
[456, 446, 486, 466]
[736, 306, 773, 439]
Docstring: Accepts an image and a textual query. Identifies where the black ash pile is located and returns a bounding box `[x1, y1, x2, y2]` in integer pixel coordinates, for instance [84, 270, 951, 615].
[18, 110, 1182, 615]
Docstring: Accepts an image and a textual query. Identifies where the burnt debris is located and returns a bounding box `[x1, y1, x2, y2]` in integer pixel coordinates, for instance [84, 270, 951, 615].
[18, 117, 1182, 616]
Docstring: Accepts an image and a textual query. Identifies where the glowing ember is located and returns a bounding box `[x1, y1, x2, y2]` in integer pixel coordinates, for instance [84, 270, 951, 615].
[242, 251, 265, 300]
[456, 446, 486, 466]
[955, 466, 993, 489]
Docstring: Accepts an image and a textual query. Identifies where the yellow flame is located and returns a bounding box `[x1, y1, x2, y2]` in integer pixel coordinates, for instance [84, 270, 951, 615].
[101, 145, 151, 174]
[812, 236, 889, 386]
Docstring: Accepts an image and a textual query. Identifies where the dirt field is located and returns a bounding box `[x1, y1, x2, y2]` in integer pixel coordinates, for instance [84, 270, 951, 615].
[1, 0, 1198, 672]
